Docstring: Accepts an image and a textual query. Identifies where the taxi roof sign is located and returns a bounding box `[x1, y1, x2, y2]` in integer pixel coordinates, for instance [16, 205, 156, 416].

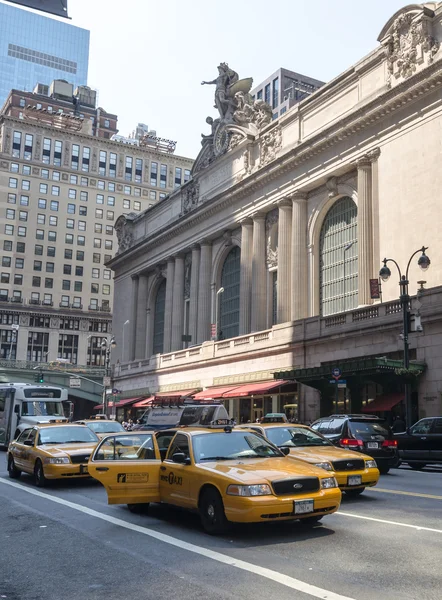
[261, 413, 287, 423]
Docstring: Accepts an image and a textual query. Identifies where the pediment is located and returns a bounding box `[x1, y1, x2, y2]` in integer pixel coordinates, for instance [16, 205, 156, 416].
[378, 3, 439, 42]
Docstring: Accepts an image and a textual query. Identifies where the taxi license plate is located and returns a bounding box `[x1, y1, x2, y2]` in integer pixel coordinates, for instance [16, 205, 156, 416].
[294, 500, 314, 514]
[367, 442, 379, 449]
[348, 475, 362, 486]
[80, 464, 88, 474]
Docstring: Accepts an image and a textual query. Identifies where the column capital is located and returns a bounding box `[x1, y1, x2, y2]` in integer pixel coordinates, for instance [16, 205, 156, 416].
[166, 256, 175, 265]
[252, 211, 267, 221]
[174, 253, 186, 261]
[367, 147, 381, 162]
[131, 273, 139, 281]
[355, 154, 372, 168]
[277, 197, 292, 209]
[290, 190, 308, 203]
[199, 238, 212, 247]
[240, 216, 254, 226]
[190, 243, 201, 252]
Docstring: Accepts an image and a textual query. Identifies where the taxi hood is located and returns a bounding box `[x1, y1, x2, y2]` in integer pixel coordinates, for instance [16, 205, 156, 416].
[199, 456, 330, 484]
[287, 446, 373, 463]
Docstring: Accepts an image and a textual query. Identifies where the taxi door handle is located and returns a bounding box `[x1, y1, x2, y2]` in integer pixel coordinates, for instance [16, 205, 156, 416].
[96, 467, 109, 472]
[160, 466, 166, 471]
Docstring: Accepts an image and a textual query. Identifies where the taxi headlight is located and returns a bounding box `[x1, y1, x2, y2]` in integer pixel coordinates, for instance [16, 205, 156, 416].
[226, 484, 272, 496]
[314, 462, 333, 471]
[44, 457, 70, 465]
[365, 460, 377, 469]
[320, 477, 338, 489]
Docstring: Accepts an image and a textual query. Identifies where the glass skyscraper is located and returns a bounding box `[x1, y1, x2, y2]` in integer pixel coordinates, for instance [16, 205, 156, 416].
[0, 1, 89, 107]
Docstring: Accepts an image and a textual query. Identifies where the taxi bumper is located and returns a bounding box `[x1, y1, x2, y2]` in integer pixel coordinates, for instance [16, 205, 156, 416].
[224, 488, 342, 523]
[43, 462, 90, 480]
[334, 468, 380, 490]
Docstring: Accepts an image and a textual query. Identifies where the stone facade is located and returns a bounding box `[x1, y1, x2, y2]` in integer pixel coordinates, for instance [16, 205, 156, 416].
[109, 4, 442, 421]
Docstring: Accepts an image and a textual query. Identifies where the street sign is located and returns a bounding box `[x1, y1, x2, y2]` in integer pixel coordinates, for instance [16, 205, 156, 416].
[103, 376, 111, 386]
[331, 367, 342, 380]
[69, 378, 81, 388]
[112, 388, 121, 395]
[338, 383, 347, 389]
[370, 279, 381, 299]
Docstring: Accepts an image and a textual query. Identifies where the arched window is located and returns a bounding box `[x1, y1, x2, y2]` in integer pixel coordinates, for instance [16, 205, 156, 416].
[219, 246, 240, 340]
[152, 279, 166, 354]
[319, 196, 358, 316]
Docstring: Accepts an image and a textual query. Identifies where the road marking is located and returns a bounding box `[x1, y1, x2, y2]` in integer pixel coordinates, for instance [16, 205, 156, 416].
[370, 487, 442, 500]
[0, 478, 354, 600]
[338, 511, 442, 534]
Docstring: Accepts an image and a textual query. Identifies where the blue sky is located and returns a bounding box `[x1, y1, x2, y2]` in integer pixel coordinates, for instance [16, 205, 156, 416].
[66, 0, 407, 158]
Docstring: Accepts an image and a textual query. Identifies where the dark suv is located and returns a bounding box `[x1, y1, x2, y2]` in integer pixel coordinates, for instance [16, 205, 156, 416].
[394, 417, 442, 469]
[311, 415, 399, 474]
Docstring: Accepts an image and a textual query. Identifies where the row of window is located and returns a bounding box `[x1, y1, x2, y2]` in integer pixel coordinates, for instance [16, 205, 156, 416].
[0, 312, 110, 332]
[12, 131, 191, 186]
[2, 240, 111, 264]
[3, 225, 114, 249]
[0, 285, 110, 301]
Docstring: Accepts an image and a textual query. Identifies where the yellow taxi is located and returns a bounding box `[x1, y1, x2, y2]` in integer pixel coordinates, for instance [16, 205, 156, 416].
[75, 418, 125, 439]
[237, 416, 380, 496]
[88, 420, 342, 534]
[7, 423, 99, 487]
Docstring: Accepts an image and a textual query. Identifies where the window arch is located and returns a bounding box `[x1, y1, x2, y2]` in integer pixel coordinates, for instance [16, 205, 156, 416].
[219, 246, 240, 340]
[152, 279, 166, 354]
[319, 196, 358, 316]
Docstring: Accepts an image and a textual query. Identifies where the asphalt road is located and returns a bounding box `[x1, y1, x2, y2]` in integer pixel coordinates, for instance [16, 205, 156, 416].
[0, 453, 441, 600]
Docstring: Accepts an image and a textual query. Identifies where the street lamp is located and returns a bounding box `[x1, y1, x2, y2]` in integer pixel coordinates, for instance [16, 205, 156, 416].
[101, 336, 116, 417]
[343, 242, 354, 312]
[215, 287, 224, 341]
[379, 246, 430, 429]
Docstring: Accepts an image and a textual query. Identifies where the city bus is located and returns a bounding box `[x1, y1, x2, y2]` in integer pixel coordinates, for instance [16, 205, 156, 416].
[0, 383, 69, 447]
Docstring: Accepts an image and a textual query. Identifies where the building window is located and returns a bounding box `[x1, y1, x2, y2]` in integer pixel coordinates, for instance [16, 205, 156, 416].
[68, 189, 77, 200]
[27, 331, 49, 362]
[94, 224, 102, 233]
[96, 194, 104, 205]
[19, 211, 27, 221]
[109, 153, 117, 178]
[43, 294, 52, 306]
[62, 280, 71, 290]
[38, 199, 46, 209]
[20, 195, 29, 206]
[82, 147, 90, 172]
[107, 196, 115, 206]
[76, 251, 84, 261]
[51, 185, 60, 196]
[54, 140, 62, 166]
[105, 225, 113, 235]
[17, 242, 25, 253]
[95, 209, 103, 219]
[74, 281, 83, 292]
[272, 77, 279, 109]
[39, 183, 48, 194]
[12, 131, 22, 158]
[160, 164, 167, 189]
[41, 169, 49, 179]
[103, 269, 111, 280]
[134, 187, 141, 197]
[71, 144, 79, 170]
[17, 226, 26, 237]
[124, 185, 131, 195]
[106, 210, 114, 220]
[125, 156, 133, 181]
[1, 273, 10, 284]
[219, 246, 241, 340]
[67, 203, 76, 214]
[319, 196, 358, 317]
[151, 162, 158, 186]
[8, 193, 16, 204]
[93, 253, 100, 263]
[6, 209, 15, 219]
[63, 264, 72, 275]
[175, 167, 182, 188]
[49, 216, 58, 226]
[123, 200, 130, 209]
[135, 158, 142, 183]
[34, 245, 43, 256]
[21, 180, 30, 191]
[91, 283, 99, 294]
[77, 236, 85, 246]
[108, 182, 115, 192]
[102, 284, 110, 295]
[24, 134, 33, 160]
[99, 150, 107, 176]
[0, 329, 18, 359]
[104, 240, 113, 250]
[78, 221, 86, 231]
[50, 201, 59, 211]
[10, 163, 19, 173]
[87, 336, 105, 366]
[47, 247, 55, 257]
[14, 274, 22, 285]
[75, 266, 83, 277]
[34, 260, 42, 272]
[15, 258, 24, 269]
[32, 277, 41, 287]
[5, 225, 14, 235]
[98, 180, 105, 190]
[22, 165, 31, 175]
[46, 262, 55, 273]
[9, 178, 18, 188]
[153, 279, 166, 354]
[94, 238, 102, 248]
[80, 191, 88, 202]
[58, 334, 78, 364]
[70, 174, 78, 184]
[45, 278, 53, 289]
[133, 201, 141, 211]
[65, 234, 74, 244]
[92, 268, 100, 279]
[65, 249, 73, 260]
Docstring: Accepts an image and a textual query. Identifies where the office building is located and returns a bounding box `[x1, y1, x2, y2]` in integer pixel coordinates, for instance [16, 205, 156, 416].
[0, 1, 89, 107]
[0, 81, 193, 367]
[109, 3, 442, 424]
[251, 68, 324, 120]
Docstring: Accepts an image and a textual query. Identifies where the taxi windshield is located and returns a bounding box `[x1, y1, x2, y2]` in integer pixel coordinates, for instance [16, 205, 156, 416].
[266, 426, 332, 448]
[37, 426, 99, 445]
[86, 421, 124, 434]
[192, 431, 283, 462]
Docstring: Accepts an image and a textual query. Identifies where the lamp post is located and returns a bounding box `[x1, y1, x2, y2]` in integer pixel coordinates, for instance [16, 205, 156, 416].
[101, 336, 116, 418]
[379, 246, 430, 429]
[122, 320, 130, 362]
[215, 287, 224, 341]
[343, 242, 354, 312]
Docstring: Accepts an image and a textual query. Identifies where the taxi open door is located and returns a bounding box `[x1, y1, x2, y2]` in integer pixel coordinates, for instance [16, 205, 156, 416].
[88, 432, 161, 505]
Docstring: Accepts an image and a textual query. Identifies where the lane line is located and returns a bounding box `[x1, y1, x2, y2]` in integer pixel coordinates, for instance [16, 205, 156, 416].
[370, 488, 442, 500]
[337, 511, 442, 533]
[0, 478, 354, 600]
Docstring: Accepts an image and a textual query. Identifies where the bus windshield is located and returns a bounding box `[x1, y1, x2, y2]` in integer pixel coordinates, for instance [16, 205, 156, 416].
[21, 401, 65, 417]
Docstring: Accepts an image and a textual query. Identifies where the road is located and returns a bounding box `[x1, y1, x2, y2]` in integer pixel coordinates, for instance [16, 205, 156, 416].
[0, 452, 441, 600]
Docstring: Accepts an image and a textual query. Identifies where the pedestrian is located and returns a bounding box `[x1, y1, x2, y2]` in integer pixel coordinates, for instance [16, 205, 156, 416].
[391, 414, 406, 433]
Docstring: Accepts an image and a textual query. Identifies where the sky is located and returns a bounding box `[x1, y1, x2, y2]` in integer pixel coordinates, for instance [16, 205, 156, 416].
[62, 0, 409, 159]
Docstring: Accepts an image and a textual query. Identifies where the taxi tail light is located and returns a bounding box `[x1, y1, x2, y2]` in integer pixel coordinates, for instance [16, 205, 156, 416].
[340, 438, 363, 447]
[382, 439, 398, 447]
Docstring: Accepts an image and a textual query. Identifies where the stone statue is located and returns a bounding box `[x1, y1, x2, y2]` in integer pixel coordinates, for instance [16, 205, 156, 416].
[201, 63, 252, 121]
[254, 99, 273, 129]
[201, 116, 220, 142]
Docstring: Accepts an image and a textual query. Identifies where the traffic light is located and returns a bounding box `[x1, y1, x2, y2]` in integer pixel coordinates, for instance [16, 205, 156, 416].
[34, 370, 44, 383]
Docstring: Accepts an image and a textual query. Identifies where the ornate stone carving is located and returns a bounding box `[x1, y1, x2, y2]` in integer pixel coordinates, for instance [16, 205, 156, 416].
[266, 208, 278, 268]
[50, 317, 60, 329]
[80, 320, 89, 331]
[114, 213, 137, 255]
[63, 141, 70, 167]
[184, 253, 192, 299]
[228, 132, 244, 151]
[118, 155, 124, 178]
[19, 315, 29, 326]
[326, 176, 338, 198]
[4, 128, 11, 154]
[34, 135, 42, 161]
[91, 149, 98, 171]
[260, 126, 282, 167]
[181, 180, 200, 214]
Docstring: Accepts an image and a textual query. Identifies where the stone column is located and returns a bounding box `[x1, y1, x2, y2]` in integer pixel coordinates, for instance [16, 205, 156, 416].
[163, 259, 175, 354]
[197, 241, 212, 344]
[239, 218, 253, 334]
[145, 307, 152, 358]
[291, 191, 308, 321]
[129, 275, 138, 361]
[135, 274, 149, 359]
[368, 148, 381, 280]
[188, 245, 200, 347]
[277, 199, 292, 323]
[356, 155, 373, 306]
[251, 213, 267, 332]
[171, 255, 185, 351]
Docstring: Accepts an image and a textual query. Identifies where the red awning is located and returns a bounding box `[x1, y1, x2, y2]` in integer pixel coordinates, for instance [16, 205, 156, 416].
[154, 389, 199, 398]
[222, 380, 292, 398]
[193, 385, 243, 400]
[362, 393, 404, 413]
[133, 396, 154, 408]
[93, 397, 143, 410]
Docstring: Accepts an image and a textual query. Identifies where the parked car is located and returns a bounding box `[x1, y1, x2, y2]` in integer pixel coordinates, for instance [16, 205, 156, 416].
[394, 417, 442, 469]
[311, 414, 399, 474]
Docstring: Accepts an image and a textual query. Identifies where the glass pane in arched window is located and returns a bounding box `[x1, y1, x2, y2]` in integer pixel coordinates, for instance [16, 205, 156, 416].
[319, 197, 358, 316]
[219, 246, 240, 340]
[153, 279, 166, 354]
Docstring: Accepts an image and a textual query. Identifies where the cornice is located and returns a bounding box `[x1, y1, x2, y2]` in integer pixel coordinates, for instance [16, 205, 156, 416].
[110, 58, 442, 270]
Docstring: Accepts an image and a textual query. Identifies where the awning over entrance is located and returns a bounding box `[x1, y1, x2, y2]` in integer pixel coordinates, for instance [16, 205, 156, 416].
[94, 397, 144, 410]
[362, 393, 404, 413]
[133, 396, 154, 408]
[222, 380, 292, 398]
[193, 385, 242, 400]
[154, 389, 199, 398]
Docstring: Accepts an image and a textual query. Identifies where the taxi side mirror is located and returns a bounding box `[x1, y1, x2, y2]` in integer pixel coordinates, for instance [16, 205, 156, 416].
[172, 452, 190, 465]
[281, 447, 290, 456]
[23, 440, 33, 446]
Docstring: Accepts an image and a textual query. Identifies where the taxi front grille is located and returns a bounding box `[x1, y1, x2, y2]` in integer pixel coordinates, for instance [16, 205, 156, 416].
[332, 459, 365, 471]
[272, 477, 319, 496]
[70, 454, 90, 464]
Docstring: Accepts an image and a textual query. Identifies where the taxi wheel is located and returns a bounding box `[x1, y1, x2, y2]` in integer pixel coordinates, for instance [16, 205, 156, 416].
[200, 488, 229, 535]
[7, 455, 21, 479]
[300, 516, 323, 526]
[34, 460, 47, 488]
[408, 463, 426, 470]
[378, 466, 390, 475]
[127, 503, 149, 514]
[345, 487, 365, 497]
